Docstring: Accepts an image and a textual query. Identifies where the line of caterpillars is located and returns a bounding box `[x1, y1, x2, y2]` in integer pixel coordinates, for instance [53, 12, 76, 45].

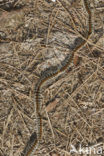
[21, 0, 92, 155]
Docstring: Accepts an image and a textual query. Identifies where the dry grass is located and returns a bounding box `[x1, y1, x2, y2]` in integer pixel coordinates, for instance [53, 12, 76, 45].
[0, 0, 104, 156]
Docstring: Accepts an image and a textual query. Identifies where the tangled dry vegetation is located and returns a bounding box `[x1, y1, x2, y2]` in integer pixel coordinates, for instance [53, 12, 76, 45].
[0, 0, 104, 156]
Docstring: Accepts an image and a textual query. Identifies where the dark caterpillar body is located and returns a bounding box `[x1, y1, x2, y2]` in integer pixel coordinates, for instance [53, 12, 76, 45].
[21, 132, 37, 156]
[83, 0, 92, 35]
